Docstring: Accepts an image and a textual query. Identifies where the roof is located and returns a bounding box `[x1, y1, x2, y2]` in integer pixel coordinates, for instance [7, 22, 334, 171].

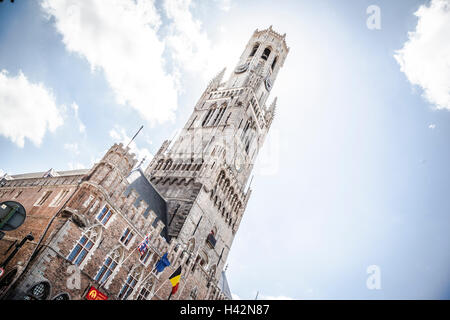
[218, 271, 233, 299]
[126, 168, 170, 242]
[8, 169, 89, 180]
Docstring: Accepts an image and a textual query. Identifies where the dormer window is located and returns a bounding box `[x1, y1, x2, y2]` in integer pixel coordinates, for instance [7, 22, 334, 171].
[261, 47, 271, 61]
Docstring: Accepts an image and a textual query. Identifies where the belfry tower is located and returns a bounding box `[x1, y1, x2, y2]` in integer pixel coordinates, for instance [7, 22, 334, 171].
[144, 26, 289, 298]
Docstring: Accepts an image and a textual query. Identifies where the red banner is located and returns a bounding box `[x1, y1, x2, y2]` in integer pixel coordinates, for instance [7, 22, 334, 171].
[86, 286, 108, 300]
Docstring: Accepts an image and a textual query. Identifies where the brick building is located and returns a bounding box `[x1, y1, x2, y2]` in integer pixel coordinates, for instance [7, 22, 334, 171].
[0, 26, 288, 300]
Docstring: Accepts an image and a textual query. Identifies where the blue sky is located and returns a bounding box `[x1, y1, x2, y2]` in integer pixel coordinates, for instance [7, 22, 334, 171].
[1, 0, 449, 299]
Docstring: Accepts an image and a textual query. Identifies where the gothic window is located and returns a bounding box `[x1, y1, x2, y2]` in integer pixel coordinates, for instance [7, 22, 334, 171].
[190, 287, 198, 300]
[81, 194, 94, 208]
[271, 56, 278, 71]
[95, 249, 121, 285]
[118, 267, 141, 300]
[96, 205, 113, 226]
[53, 293, 70, 300]
[50, 189, 69, 207]
[120, 227, 134, 246]
[261, 47, 271, 61]
[26, 281, 51, 300]
[156, 159, 164, 170]
[67, 228, 99, 266]
[137, 279, 154, 300]
[249, 43, 259, 57]
[202, 107, 216, 127]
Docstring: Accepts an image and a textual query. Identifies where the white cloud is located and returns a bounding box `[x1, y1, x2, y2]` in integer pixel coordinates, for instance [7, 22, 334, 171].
[0, 70, 64, 148]
[64, 142, 80, 154]
[231, 293, 241, 300]
[163, 0, 239, 80]
[67, 162, 85, 170]
[109, 126, 153, 167]
[428, 123, 436, 129]
[216, 0, 232, 12]
[41, 0, 179, 125]
[70, 102, 86, 134]
[394, 0, 450, 110]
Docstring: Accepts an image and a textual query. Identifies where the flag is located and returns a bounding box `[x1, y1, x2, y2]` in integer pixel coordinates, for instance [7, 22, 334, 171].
[137, 234, 150, 256]
[169, 266, 182, 296]
[155, 253, 171, 273]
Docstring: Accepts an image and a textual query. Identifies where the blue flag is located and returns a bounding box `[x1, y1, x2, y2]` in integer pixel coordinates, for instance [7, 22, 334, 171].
[155, 253, 171, 273]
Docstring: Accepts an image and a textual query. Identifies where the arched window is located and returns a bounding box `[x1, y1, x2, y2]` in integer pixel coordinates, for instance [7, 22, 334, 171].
[271, 56, 278, 70]
[53, 293, 70, 300]
[261, 47, 271, 61]
[249, 43, 259, 57]
[26, 281, 51, 300]
[118, 266, 142, 300]
[137, 279, 154, 300]
[67, 227, 100, 266]
[95, 248, 122, 285]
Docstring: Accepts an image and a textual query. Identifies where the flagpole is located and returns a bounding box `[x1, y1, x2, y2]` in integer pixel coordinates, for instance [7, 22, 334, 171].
[126, 125, 144, 148]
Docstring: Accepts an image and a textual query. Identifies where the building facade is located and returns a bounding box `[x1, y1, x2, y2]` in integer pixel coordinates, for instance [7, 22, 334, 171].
[0, 27, 288, 300]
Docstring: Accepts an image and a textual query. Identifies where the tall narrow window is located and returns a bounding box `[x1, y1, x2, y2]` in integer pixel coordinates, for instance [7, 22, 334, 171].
[271, 56, 278, 71]
[35, 191, 53, 206]
[137, 280, 154, 300]
[120, 227, 134, 246]
[67, 229, 98, 266]
[50, 189, 70, 207]
[118, 268, 141, 300]
[261, 47, 271, 61]
[97, 206, 113, 226]
[249, 43, 259, 57]
[95, 250, 120, 285]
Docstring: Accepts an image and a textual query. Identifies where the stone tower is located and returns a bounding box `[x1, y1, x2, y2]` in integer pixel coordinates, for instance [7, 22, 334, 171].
[144, 27, 289, 297]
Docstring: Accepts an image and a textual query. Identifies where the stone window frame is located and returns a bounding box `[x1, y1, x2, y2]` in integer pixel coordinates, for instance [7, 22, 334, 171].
[118, 266, 142, 300]
[119, 226, 135, 249]
[139, 248, 153, 267]
[67, 226, 102, 270]
[96, 204, 115, 228]
[52, 292, 71, 300]
[34, 190, 53, 206]
[94, 247, 124, 289]
[136, 278, 154, 300]
[49, 189, 70, 207]
[24, 281, 51, 300]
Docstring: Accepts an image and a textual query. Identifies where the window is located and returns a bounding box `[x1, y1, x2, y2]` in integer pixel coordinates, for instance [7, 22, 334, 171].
[249, 43, 259, 57]
[271, 56, 278, 70]
[53, 293, 70, 300]
[35, 191, 53, 206]
[13, 191, 22, 199]
[26, 282, 50, 300]
[118, 268, 141, 300]
[50, 189, 70, 207]
[67, 230, 97, 266]
[120, 227, 134, 246]
[82, 194, 94, 208]
[261, 47, 271, 61]
[137, 279, 154, 300]
[95, 250, 120, 285]
[140, 249, 152, 265]
[97, 206, 113, 226]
